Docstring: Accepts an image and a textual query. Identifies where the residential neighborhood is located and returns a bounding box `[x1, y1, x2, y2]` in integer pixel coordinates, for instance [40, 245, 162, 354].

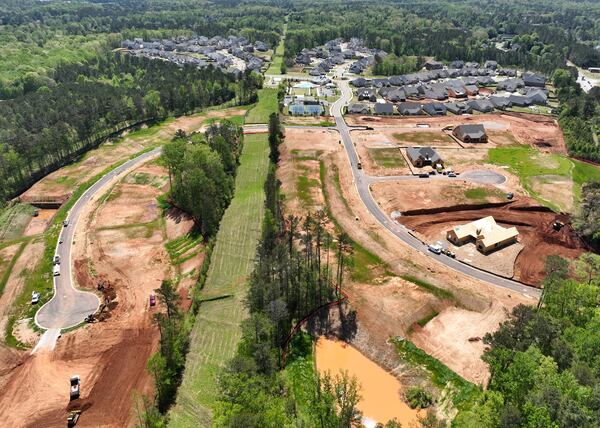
[120, 35, 267, 76]
[345, 61, 550, 115]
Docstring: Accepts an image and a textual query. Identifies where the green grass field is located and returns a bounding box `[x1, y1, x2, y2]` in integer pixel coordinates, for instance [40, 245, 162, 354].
[0, 203, 36, 241]
[245, 88, 279, 124]
[168, 133, 270, 427]
[463, 187, 505, 202]
[487, 146, 600, 208]
[367, 147, 407, 168]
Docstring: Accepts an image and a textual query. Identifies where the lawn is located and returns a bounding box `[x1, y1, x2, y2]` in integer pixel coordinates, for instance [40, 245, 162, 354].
[245, 88, 279, 124]
[168, 133, 270, 427]
[486, 146, 600, 207]
[393, 131, 454, 145]
[463, 187, 504, 202]
[367, 147, 407, 168]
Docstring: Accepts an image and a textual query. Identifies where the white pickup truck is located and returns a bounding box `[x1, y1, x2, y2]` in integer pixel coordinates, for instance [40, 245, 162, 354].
[70, 375, 80, 400]
[53, 265, 60, 276]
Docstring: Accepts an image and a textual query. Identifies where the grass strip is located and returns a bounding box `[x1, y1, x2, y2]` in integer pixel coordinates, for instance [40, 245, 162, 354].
[400, 274, 457, 302]
[245, 88, 279, 124]
[318, 160, 389, 283]
[394, 338, 480, 410]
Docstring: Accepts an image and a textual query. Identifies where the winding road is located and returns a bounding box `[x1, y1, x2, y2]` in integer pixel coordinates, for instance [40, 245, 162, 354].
[35, 147, 162, 334]
[329, 73, 541, 299]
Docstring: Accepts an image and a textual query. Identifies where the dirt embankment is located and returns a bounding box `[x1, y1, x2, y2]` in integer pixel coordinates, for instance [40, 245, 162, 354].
[398, 198, 586, 285]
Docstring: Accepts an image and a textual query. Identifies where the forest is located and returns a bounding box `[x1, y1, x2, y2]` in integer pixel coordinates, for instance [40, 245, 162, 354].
[162, 122, 243, 237]
[0, 53, 261, 201]
[0, 0, 285, 99]
[455, 253, 600, 427]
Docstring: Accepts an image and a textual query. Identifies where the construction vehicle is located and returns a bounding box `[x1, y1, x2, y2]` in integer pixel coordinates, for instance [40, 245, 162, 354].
[67, 410, 81, 427]
[70, 375, 80, 400]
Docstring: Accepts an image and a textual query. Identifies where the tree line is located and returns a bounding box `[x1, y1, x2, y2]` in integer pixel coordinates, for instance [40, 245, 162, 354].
[552, 68, 600, 164]
[0, 52, 261, 201]
[455, 253, 600, 427]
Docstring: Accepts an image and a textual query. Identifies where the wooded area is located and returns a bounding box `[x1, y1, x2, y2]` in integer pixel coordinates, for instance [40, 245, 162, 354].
[0, 54, 260, 201]
[456, 253, 600, 427]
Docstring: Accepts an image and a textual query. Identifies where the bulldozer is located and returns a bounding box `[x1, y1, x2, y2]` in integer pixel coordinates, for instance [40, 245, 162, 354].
[67, 410, 81, 427]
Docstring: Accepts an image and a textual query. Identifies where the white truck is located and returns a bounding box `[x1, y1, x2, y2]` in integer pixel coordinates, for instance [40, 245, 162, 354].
[428, 243, 443, 254]
[70, 375, 80, 400]
[53, 265, 60, 276]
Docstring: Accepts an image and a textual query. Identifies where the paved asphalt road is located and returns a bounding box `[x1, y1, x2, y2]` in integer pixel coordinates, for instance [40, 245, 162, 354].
[330, 75, 541, 299]
[35, 147, 162, 330]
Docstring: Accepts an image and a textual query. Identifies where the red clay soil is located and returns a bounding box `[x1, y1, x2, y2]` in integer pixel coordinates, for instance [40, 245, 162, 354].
[397, 198, 588, 286]
[28, 326, 156, 428]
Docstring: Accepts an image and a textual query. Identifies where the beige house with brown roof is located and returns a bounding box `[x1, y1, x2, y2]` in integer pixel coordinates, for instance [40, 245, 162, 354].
[446, 216, 519, 254]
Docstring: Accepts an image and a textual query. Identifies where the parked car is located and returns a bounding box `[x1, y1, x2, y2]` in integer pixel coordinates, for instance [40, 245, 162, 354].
[429, 170, 436, 175]
[428, 244, 442, 254]
[356, 162, 362, 169]
[63, 220, 69, 227]
[448, 172, 457, 178]
[149, 293, 156, 307]
[31, 291, 40, 304]
[53, 265, 60, 276]
[53, 255, 60, 265]
[442, 248, 456, 258]
[419, 173, 429, 178]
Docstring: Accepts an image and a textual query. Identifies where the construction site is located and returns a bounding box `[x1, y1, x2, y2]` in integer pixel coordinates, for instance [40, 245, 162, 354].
[0, 109, 231, 426]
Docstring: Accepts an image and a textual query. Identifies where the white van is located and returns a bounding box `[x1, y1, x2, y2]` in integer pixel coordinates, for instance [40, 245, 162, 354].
[53, 265, 60, 276]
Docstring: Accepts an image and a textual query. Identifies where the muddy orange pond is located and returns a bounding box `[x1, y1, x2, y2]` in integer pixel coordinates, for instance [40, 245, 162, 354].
[315, 337, 420, 427]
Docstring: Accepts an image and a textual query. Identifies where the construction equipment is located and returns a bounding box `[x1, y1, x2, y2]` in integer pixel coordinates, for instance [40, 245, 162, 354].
[67, 410, 82, 427]
[70, 375, 80, 400]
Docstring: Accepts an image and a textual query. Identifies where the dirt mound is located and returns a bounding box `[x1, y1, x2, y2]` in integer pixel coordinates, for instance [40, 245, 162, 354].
[398, 198, 587, 285]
